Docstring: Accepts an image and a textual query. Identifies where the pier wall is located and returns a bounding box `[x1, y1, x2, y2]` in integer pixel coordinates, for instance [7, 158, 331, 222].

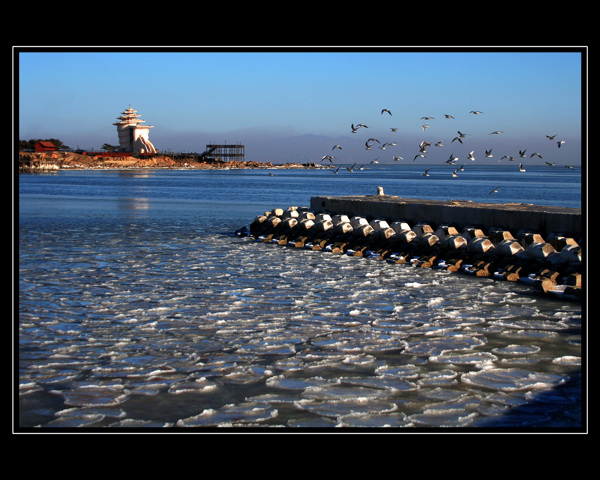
[310, 195, 582, 239]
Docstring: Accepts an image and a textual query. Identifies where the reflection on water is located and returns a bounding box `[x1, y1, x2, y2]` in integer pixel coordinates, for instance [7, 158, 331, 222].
[118, 197, 149, 210]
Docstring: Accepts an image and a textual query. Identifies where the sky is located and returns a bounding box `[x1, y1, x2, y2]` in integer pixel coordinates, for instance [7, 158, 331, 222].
[16, 47, 585, 166]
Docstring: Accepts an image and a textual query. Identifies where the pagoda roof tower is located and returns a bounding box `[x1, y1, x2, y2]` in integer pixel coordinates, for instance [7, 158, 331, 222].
[113, 106, 156, 154]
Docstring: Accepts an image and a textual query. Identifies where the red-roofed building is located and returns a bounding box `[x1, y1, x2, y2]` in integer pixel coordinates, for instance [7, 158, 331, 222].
[34, 141, 57, 153]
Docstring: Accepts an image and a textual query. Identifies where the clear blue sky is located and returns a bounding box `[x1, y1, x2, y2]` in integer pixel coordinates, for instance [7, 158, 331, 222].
[17, 48, 584, 165]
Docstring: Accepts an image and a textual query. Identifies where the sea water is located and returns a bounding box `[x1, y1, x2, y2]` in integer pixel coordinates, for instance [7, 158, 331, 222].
[17, 165, 584, 429]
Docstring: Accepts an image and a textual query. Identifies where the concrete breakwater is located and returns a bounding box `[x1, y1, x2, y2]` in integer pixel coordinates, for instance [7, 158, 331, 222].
[236, 193, 583, 300]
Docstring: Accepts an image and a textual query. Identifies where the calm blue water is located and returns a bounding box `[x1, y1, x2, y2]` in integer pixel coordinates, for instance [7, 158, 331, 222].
[17, 165, 584, 430]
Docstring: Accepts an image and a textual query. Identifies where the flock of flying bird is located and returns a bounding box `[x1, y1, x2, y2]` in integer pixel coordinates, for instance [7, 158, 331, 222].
[318, 108, 574, 193]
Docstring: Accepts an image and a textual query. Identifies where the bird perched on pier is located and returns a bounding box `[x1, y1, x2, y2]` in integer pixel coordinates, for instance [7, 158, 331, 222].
[381, 108, 392, 115]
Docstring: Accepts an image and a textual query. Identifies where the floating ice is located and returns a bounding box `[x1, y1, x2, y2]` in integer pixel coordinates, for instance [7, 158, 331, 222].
[339, 376, 419, 392]
[429, 351, 498, 365]
[177, 403, 278, 427]
[461, 368, 567, 392]
[295, 398, 398, 419]
[492, 344, 541, 356]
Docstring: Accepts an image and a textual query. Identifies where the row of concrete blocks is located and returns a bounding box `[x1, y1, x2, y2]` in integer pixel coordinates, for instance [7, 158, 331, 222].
[244, 206, 582, 298]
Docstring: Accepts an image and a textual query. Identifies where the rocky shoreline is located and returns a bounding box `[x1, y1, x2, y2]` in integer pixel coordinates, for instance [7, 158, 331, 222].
[18, 152, 324, 171]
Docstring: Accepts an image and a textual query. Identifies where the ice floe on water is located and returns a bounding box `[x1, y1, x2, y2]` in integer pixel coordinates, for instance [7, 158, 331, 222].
[19, 221, 583, 429]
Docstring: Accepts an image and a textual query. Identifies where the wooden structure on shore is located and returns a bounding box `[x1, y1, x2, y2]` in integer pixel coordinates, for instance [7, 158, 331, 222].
[203, 144, 245, 163]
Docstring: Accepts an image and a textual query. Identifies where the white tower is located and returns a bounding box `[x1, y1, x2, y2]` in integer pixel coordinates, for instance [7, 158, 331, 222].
[113, 106, 157, 153]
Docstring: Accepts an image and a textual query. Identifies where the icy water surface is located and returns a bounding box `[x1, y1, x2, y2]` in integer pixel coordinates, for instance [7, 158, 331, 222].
[17, 168, 584, 430]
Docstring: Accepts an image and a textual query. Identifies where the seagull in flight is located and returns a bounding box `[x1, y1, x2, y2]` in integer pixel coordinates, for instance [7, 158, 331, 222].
[351, 123, 368, 133]
[501, 155, 516, 162]
[330, 166, 341, 174]
[467, 151, 475, 161]
[393, 156, 404, 161]
[421, 168, 431, 176]
[435, 140, 444, 147]
[545, 162, 555, 166]
[390, 127, 399, 132]
[485, 149, 493, 158]
[530, 152, 542, 159]
[557, 140, 566, 148]
[546, 134, 558, 140]
[332, 145, 342, 150]
[422, 124, 430, 132]
[489, 131, 503, 135]
[452, 169, 459, 178]
[489, 186, 500, 194]
[413, 154, 426, 161]
[381, 109, 392, 116]
[365, 138, 380, 150]
[446, 153, 458, 165]
[444, 114, 454, 119]
[452, 131, 467, 143]
[519, 163, 526, 172]
[421, 116, 435, 120]
[346, 163, 357, 172]
[321, 155, 334, 163]
[519, 149, 527, 158]
[564, 165, 574, 170]
[470, 111, 484, 114]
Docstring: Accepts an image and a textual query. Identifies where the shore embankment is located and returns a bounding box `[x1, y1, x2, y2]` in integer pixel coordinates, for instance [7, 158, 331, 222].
[18, 152, 323, 171]
[237, 194, 583, 301]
